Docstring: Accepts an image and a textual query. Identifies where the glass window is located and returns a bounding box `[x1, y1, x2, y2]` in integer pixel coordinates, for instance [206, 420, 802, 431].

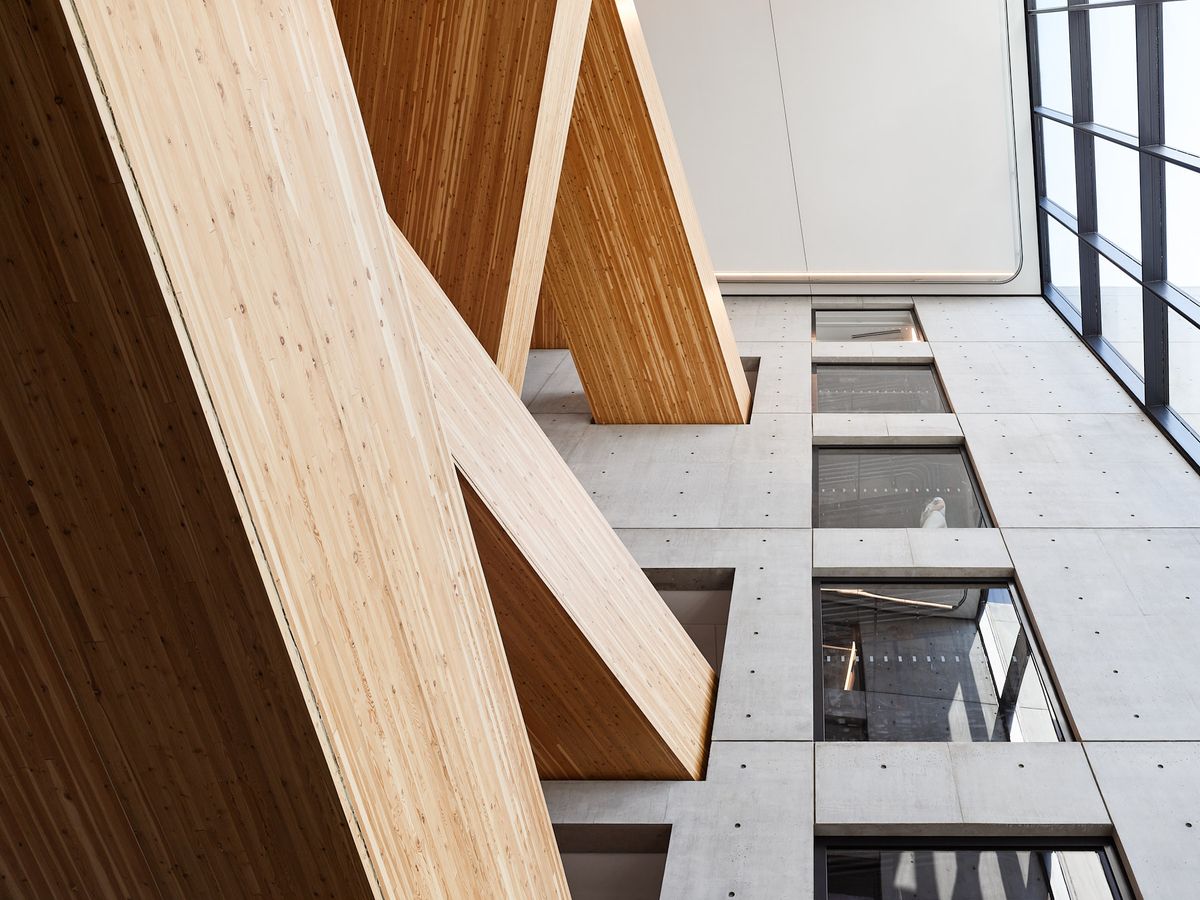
[1088, 5, 1138, 137]
[1099, 257, 1144, 376]
[819, 583, 1061, 743]
[813, 365, 948, 414]
[1170, 307, 1200, 435]
[1036, 13, 1073, 116]
[1094, 138, 1141, 260]
[824, 847, 1123, 900]
[1041, 118, 1077, 216]
[1164, 0, 1200, 157]
[1166, 164, 1200, 302]
[813, 310, 922, 343]
[1046, 217, 1081, 312]
[815, 448, 989, 529]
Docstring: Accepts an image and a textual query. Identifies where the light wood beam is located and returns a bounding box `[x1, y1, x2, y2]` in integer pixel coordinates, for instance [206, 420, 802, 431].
[398, 231, 716, 780]
[333, 0, 589, 390]
[542, 0, 751, 424]
[0, 1, 568, 896]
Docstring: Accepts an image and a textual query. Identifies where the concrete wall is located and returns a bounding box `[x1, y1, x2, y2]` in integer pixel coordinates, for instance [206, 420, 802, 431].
[523, 294, 1200, 898]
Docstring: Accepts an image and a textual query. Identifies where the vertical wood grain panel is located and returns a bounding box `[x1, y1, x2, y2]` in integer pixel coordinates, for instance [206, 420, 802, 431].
[543, 0, 751, 424]
[0, 3, 371, 895]
[1, 1, 569, 896]
[334, 0, 589, 390]
[532, 294, 571, 349]
[399, 230, 715, 780]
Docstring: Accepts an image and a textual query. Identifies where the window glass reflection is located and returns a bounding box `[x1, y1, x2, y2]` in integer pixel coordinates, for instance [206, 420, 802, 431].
[1099, 257, 1144, 376]
[1088, 5, 1138, 137]
[815, 449, 988, 529]
[1094, 138, 1141, 261]
[1041, 119, 1076, 216]
[1036, 13, 1072, 116]
[1170, 308, 1200, 437]
[825, 848, 1120, 900]
[813, 310, 922, 343]
[1046, 217, 1080, 313]
[814, 366, 948, 414]
[1166, 164, 1200, 302]
[820, 584, 1060, 743]
[1164, 0, 1200, 157]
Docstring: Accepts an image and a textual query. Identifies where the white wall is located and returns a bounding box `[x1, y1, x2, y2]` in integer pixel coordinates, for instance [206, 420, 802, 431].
[636, 0, 1041, 294]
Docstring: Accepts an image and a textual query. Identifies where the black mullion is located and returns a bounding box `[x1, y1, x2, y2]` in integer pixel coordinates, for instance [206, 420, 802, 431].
[1137, 1, 1168, 403]
[1069, 1, 1101, 334]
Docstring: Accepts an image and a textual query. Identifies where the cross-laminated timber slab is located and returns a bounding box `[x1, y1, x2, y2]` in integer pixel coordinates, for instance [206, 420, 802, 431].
[541, 0, 751, 424]
[0, 1, 567, 897]
[397, 230, 717, 780]
[333, 0, 589, 391]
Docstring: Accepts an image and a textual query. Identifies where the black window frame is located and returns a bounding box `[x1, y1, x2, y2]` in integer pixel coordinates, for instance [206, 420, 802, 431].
[814, 836, 1135, 900]
[1026, 0, 1200, 472]
[811, 577, 1073, 743]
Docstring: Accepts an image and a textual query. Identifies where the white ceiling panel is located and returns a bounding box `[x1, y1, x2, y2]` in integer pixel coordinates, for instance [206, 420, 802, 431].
[635, 0, 807, 274]
[636, 0, 1038, 291]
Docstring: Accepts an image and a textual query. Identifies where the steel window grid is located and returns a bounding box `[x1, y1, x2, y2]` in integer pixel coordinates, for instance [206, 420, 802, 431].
[1026, 0, 1200, 469]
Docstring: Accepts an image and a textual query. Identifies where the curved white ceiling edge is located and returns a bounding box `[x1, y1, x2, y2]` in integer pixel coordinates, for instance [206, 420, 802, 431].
[636, 0, 1040, 293]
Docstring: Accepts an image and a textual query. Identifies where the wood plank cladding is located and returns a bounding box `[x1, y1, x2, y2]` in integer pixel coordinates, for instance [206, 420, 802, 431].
[398, 231, 715, 780]
[334, 0, 589, 391]
[0, 2, 567, 897]
[542, 0, 751, 424]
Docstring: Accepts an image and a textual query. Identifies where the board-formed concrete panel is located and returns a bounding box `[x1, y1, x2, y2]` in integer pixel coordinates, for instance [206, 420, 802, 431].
[961, 414, 1200, 527]
[816, 742, 1109, 835]
[1085, 742, 1200, 900]
[813, 529, 1013, 579]
[1006, 528, 1200, 741]
[915, 296, 1079, 342]
[931, 342, 1138, 415]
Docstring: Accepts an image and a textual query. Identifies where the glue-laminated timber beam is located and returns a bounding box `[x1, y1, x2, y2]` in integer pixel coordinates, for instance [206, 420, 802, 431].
[0, 2, 567, 897]
[333, 0, 589, 391]
[397, 230, 716, 780]
[531, 293, 571, 350]
[541, 0, 751, 424]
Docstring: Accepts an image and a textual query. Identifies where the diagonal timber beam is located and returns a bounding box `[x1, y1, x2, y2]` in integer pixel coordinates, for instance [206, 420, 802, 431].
[333, 0, 589, 391]
[0, 1, 567, 896]
[396, 229, 716, 780]
[540, 0, 752, 423]
[541, 0, 751, 424]
[335, 0, 748, 424]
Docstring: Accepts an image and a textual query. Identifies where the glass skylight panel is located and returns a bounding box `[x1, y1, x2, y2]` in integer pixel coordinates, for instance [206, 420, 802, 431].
[819, 583, 1061, 743]
[813, 310, 921, 343]
[815, 448, 988, 529]
[813, 365, 948, 414]
[824, 847, 1123, 899]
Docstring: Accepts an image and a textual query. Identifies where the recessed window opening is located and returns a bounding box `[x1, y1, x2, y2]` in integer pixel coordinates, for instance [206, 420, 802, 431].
[819, 842, 1129, 900]
[813, 364, 949, 414]
[813, 309, 923, 343]
[814, 448, 989, 528]
[643, 568, 733, 675]
[556, 824, 671, 900]
[815, 582, 1065, 742]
